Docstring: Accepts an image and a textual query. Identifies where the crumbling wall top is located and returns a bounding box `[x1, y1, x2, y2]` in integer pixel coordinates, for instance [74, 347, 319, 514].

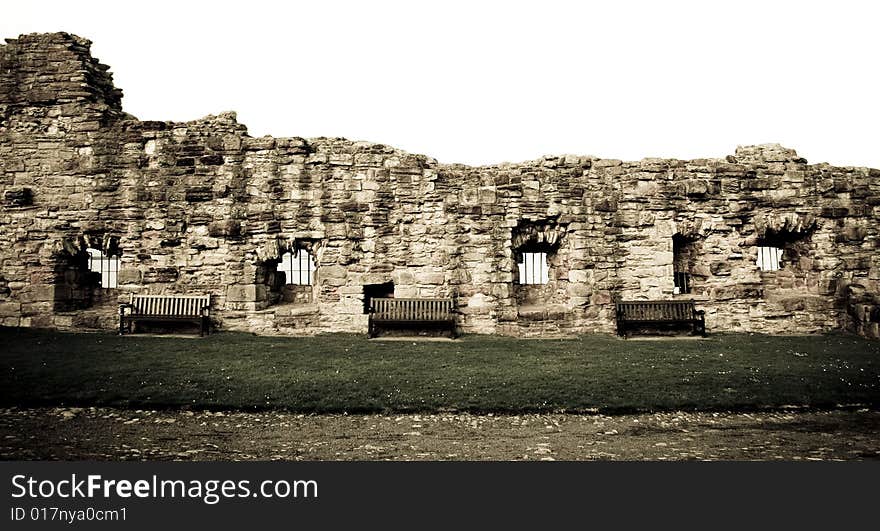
[732, 143, 805, 164]
[1, 32, 122, 112]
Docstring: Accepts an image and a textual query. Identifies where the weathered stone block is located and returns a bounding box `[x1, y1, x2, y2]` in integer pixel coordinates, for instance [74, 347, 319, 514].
[710, 262, 731, 276]
[21, 302, 53, 317]
[199, 154, 224, 165]
[568, 270, 590, 283]
[265, 220, 281, 233]
[117, 268, 142, 285]
[19, 285, 55, 303]
[208, 220, 241, 238]
[226, 284, 267, 302]
[821, 207, 849, 218]
[185, 187, 213, 202]
[361, 273, 390, 285]
[685, 179, 709, 197]
[28, 313, 55, 328]
[393, 270, 415, 285]
[653, 252, 673, 266]
[245, 137, 276, 151]
[331, 154, 354, 166]
[594, 198, 617, 212]
[320, 265, 347, 280]
[143, 267, 179, 282]
[566, 283, 591, 297]
[94, 177, 119, 192]
[592, 159, 621, 168]
[416, 272, 445, 285]
[0, 301, 21, 316]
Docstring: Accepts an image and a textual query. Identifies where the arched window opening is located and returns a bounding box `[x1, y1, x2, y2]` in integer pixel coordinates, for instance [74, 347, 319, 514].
[673, 234, 700, 294]
[260, 240, 321, 307]
[511, 220, 567, 310]
[754, 220, 816, 276]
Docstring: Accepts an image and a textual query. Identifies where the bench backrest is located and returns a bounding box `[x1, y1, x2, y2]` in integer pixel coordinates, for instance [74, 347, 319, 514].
[130, 294, 211, 316]
[370, 298, 454, 321]
[616, 300, 697, 321]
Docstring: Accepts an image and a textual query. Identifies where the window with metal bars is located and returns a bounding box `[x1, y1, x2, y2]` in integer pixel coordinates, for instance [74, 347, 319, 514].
[86, 248, 119, 288]
[277, 250, 316, 285]
[672, 234, 695, 295]
[673, 271, 691, 294]
[517, 252, 549, 285]
[756, 246, 783, 271]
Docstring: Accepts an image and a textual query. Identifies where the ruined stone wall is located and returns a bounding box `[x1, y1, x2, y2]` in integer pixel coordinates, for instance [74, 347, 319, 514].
[2, 33, 879, 338]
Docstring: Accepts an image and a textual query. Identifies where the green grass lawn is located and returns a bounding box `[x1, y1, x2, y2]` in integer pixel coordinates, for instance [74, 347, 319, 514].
[0, 327, 878, 413]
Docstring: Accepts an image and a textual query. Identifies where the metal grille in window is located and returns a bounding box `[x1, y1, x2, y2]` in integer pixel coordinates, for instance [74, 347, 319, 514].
[756, 246, 782, 271]
[517, 252, 549, 285]
[278, 250, 315, 285]
[674, 271, 691, 294]
[86, 248, 119, 288]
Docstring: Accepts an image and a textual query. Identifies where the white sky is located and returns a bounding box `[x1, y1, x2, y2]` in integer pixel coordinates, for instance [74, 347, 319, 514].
[3, 1, 879, 167]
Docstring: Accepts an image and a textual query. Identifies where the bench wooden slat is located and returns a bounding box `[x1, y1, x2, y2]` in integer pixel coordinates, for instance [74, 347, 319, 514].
[120, 294, 211, 336]
[368, 297, 456, 338]
[615, 299, 706, 338]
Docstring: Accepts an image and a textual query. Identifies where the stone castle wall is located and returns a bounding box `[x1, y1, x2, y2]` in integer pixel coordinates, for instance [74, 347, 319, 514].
[2, 33, 879, 338]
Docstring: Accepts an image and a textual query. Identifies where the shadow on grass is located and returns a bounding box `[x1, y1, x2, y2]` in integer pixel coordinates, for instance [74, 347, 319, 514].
[1, 327, 878, 414]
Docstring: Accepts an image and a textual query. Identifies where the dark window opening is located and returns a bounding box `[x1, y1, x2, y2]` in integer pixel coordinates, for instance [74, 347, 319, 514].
[674, 271, 691, 294]
[363, 282, 394, 314]
[673, 234, 697, 295]
[53, 236, 122, 311]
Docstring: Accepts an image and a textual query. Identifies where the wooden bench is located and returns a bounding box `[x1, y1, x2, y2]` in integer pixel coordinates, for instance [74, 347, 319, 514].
[119, 294, 211, 336]
[615, 300, 706, 338]
[368, 297, 456, 338]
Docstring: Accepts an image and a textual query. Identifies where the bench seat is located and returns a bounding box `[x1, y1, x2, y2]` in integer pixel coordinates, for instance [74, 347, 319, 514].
[368, 297, 456, 338]
[615, 299, 706, 338]
[119, 294, 211, 336]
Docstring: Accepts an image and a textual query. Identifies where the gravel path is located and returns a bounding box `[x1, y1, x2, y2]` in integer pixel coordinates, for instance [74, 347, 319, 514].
[1, 407, 879, 461]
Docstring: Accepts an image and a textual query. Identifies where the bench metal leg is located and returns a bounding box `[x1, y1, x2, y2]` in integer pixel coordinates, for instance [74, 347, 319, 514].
[119, 316, 134, 336]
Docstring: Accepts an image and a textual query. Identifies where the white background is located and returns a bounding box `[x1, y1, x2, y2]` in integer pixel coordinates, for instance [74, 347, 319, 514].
[3, 1, 878, 167]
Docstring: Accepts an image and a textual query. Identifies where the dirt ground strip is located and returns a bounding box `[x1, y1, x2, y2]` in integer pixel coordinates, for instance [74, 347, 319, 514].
[1, 407, 879, 461]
